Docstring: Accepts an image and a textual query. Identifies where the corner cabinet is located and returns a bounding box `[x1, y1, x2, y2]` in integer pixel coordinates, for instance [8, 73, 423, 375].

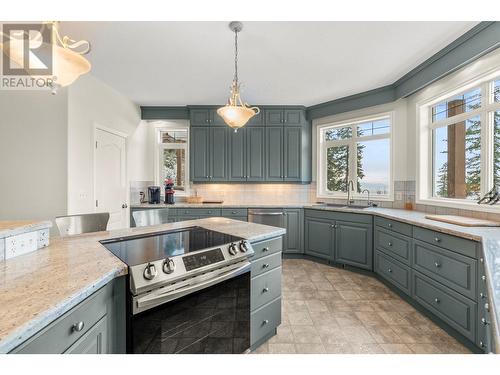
[283, 208, 303, 254]
[304, 209, 373, 270]
[190, 106, 311, 183]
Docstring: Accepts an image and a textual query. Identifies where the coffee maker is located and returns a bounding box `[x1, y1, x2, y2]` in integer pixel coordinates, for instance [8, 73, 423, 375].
[148, 186, 161, 204]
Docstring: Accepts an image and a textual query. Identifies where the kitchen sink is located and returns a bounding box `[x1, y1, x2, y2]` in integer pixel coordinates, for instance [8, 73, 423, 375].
[316, 203, 370, 209]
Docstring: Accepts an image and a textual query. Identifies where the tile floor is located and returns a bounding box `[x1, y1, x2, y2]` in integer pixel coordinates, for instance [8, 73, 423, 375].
[252, 259, 472, 354]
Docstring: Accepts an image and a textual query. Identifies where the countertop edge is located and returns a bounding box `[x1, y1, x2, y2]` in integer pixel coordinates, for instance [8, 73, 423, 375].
[0, 265, 127, 354]
[0, 220, 53, 239]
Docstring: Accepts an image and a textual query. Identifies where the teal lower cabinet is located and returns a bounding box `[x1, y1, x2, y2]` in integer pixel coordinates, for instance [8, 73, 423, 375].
[304, 215, 335, 260]
[477, 256, 495, 353]
[249, 236, 282, 350]
[12, 277, 126, 354]
[283, 208, 303, 254]
[374, 250, 411, 296]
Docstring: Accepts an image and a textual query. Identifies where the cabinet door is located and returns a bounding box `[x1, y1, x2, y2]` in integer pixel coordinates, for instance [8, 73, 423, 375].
[246, 109, 264, 126]
[266, 127, 284, 181]
[265, 109, 283, 126]
[190, 109, 211, 125]
[284, 109, 304, 125]
[210, 127, 227, 180]
[283, 126, 302, 181]
[304, 217, 334, 260]
[246, 127, 266, 181]
[335, 220, 373, 270]
[65, 317, 108, 354]
[284, 209, 303, 254]
[190, 127, 210, 181]
[227, 127, 247, 181]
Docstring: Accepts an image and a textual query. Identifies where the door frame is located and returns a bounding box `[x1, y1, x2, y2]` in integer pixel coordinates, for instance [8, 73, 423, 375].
[93, 124, 129, 227]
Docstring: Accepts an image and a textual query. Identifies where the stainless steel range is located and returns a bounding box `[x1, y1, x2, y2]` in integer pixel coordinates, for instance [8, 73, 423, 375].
[100, 226, 254, 354]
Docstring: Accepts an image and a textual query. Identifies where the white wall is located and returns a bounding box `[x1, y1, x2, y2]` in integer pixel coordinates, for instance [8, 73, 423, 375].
[0, 89, 68, 232]
[311, 98, 409, 183]
[67, 75, 141, 215]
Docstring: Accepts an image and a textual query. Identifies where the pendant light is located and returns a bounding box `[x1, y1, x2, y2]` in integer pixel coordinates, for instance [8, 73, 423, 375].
[217, 21, 259, 132]
[1, 21, 91, 92]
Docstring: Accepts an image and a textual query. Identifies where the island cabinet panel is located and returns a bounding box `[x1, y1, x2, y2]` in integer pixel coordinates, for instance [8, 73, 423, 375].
[249, 236, 282, 349]
[335, 220, 373, 270]
[12, 277, 125, 354]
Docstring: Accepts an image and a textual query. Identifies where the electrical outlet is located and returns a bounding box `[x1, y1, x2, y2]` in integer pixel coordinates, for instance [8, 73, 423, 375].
[5, 232, 38, 259]
[37, 229, 50, 248]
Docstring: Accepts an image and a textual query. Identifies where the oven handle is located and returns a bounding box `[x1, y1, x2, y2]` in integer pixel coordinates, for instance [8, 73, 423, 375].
[135, 261, 251, 311]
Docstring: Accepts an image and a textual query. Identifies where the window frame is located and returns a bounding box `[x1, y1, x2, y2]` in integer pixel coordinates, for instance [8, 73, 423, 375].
[153, 124, 190, 197]
[416, 69, 500, 212]
[317, 111, 394, 201]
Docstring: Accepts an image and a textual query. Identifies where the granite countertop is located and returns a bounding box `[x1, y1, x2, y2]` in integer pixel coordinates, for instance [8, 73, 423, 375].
[0, 217, 285, 353]
[0, 220, 52, 239]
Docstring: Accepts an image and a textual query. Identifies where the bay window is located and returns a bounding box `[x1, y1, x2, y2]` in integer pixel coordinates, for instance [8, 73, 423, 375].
[318, 113, 393, 199]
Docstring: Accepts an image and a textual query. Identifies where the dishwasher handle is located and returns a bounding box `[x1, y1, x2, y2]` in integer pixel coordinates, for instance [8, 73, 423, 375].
[249, 212, 285, 216]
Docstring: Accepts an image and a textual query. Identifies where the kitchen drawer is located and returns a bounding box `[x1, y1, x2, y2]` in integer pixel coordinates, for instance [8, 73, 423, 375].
[412, 271, 476, 341]
[64, 316, 108, 354]
[176, 208, 221, 217]
[14, 284, 110, 353]
[413, 240, 477, 300]
[251, 236, 282, 261]
[375, 250, 411, 295]
[221, 208, 248, 217]
[251, 252, 282, 278]
[375, 228, 411, 265]
[375, 217, 412, 237]
[251, 297, 281, 346]
[413, 227, 478, 258]
[251, 267, 282, 310]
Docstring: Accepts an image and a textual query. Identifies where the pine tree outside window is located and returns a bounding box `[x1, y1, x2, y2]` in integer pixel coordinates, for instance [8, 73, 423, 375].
[318, 113, 393, 200]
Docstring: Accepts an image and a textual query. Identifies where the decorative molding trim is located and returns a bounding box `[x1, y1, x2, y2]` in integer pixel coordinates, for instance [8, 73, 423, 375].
[141, 106, 189, 120]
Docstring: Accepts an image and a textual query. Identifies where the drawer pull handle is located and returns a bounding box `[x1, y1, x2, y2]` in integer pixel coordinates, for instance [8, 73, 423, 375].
[262, 319, 269, 325]
[434, 262, 441, 268]
[434, 298, 440, 304]
[72, 321, 85, 332]
[388, 242, 392, 247]
[388, 268, 392, 273]
[434, 237, 441, 243]
[262, 263, 270, 269]
[262, 247, 270, 252]
[481, 317, 490, 326]
[263, 287, 269, 293]
[232, 211, 237, 214]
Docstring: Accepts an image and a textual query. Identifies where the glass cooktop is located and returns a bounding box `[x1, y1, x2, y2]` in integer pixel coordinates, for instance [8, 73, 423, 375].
[100, 226, 242, 266]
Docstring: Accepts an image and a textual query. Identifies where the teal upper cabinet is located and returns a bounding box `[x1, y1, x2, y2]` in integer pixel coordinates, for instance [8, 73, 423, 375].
[190, 127, 210, 181]
[246, 127, 266, 181]
[266, 127, 284, 181]
[190, 106, 310, 183]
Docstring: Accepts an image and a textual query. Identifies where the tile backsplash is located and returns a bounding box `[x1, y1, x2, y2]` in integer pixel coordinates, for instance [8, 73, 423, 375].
[130, 181, 154, 204]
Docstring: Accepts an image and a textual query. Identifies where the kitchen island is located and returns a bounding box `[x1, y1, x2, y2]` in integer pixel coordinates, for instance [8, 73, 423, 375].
[0, 217, 285, 353]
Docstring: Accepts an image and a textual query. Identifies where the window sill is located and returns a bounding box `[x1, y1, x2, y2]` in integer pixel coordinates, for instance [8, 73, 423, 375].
[416, 197, 500, 213]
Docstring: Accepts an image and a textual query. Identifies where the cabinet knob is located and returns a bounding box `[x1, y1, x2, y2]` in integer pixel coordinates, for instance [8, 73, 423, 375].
[480, 292, 487, 299]
[262, 263, 270, 269]
[434, 237, 441, 243]
[482, 317, 490, 326]
[434, 298, 440, 303]
[388, 223, 392, 228]
[485, 303, 490, 312]
[72, 321, 85, 332]
[480, 341, 486, 348]
[388, 242, 392, 247]
[482, 275, 487, 282]
[434, 262, 441, 268]
[262, 247, 269, 252]
[388, 268, 392, 273]
[262, 287, 269, 293]
[263, 319, 269, 325]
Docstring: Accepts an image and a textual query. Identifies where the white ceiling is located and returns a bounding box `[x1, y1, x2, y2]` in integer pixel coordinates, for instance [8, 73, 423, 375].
[61, 21, 479, 106]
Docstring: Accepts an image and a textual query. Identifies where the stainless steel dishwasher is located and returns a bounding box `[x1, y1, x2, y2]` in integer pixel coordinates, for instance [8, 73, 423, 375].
[248, 208, 286, 228]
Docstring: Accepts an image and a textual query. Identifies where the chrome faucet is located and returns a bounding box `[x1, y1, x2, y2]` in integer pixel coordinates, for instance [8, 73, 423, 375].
[361, 189, 372, 207]
[347, 180, 355, 206]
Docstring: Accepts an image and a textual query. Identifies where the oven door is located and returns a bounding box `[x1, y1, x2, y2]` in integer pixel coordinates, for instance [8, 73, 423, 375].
[129, 263, 251, 354]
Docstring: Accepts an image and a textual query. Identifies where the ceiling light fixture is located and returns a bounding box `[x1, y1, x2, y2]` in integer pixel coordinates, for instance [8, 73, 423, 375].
[217, 21, 259, 132]
[1, 21, 91, 92]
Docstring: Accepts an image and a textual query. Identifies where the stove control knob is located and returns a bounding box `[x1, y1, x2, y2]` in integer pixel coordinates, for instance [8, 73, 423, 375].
[239, 240, 249, 253]
[228, 243, 238, 256]
[143, 263, 158, 281]
[162, 258, 176, 274]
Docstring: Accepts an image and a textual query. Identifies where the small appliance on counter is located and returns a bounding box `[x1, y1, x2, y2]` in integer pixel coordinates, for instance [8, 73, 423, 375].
[148, 186, 161, 204]
[164, 179, 175, 205]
